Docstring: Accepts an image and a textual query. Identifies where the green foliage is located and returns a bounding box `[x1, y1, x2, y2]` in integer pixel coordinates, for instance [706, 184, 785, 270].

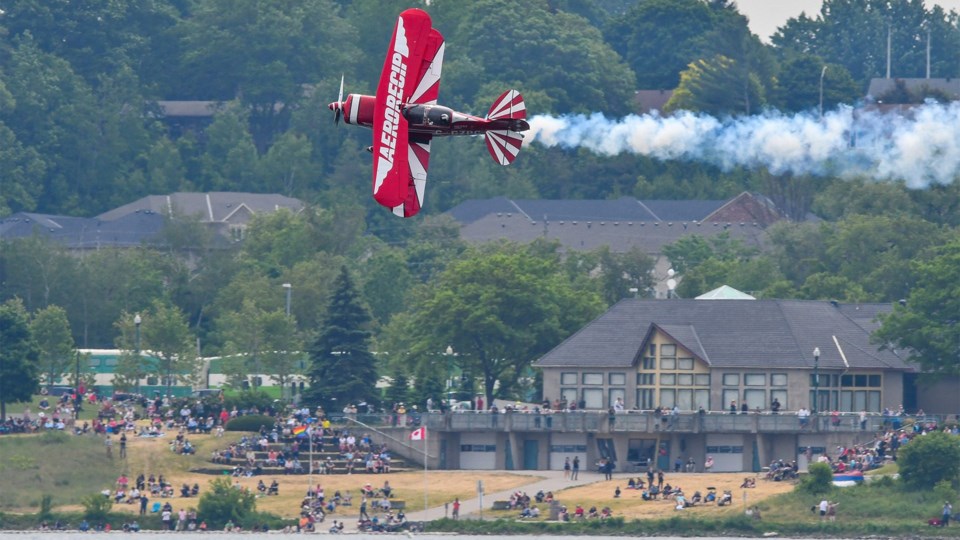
[800, 462, 835, 494]
[224, 414, 275, 432]
[38, 495, 53, 521]
[875, 239, 960, 376]
[222, 391, 279, 414]
[0, 298, 40, 419]
[197, 477, 256, 530]
[304, 266, 379, 411]
[80, 493, 113, 522]
[897, 431, 960, 489]
[30, 305, 75, 388]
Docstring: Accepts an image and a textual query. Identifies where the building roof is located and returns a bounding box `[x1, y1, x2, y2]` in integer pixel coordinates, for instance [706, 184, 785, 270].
[696, 285, 756, 300]
[97, 192, 304, 223]
[446, 194, 785, 255]
[0, 212, 165, 248]
[867, 78, 960, 101]
[534, 299, 908, 372]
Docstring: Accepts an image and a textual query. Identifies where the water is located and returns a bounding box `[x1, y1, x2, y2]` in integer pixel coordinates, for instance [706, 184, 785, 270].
[0, 535, 813, 540]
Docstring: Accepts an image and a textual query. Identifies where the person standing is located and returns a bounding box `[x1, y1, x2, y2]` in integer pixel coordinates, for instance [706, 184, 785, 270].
[571, 456, 580, 480]
[452, 498, 460, 520]
[119, 433, 127, 459]
[819, 499, 829, 521]
[563, 457, 571, 479]
[105, 436, 113, 458]
[943, 501, 953, 527]
[359, 496, 370, 521]
[139, 493, 148, 516]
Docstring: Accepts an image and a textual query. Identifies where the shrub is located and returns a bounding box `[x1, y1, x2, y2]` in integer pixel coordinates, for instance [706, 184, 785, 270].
[898, 431, 960, 490]
[197, 477, 256, 530]
[225, 415, 275, 432]
[81, 493, 113, 522]
[800, 462, 834, 494]
[38, 494, 53, 521]
[223, 390, 278, 413]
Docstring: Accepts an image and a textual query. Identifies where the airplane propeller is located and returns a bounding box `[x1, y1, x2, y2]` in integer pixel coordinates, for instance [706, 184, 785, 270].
[334, 75, 344, 126]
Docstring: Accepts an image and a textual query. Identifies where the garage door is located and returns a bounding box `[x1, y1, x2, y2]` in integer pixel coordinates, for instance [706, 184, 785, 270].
[706, 434, 745, 472]
[459, 433, 497, 469]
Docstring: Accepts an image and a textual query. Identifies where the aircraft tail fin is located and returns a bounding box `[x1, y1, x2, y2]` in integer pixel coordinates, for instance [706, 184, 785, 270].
[485, 90, 527, 165]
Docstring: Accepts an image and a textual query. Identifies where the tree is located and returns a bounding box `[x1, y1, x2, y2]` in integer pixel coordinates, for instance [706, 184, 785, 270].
[593, 246, 656, 305]
[197, 477, 257, 530]
[896, 431, 960, 490]
[666, 54, 766, 115]
[605, 0, 715, 89]
[774, 56, 860, 113]
[384, 244, 604, 405]
[0, 299, 40, 420]
[304, 266, 378, 411]
[874, 239, 960, 376]
[218, 299, 301, 391]
[30, 305, 75, 389]
[116, 301, 198, 396]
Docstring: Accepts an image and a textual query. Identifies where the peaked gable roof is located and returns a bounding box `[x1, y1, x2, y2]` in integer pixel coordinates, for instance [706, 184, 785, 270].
[97, 192, 304, 222]
[535, 299, 908, 372]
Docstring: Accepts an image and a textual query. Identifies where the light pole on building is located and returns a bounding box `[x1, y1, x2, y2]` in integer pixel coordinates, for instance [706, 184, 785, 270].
[134, 313, 142, 394]
[812, 347, 820, 414]
[819, 66, 828, 119]
[283, 283, 292, 317]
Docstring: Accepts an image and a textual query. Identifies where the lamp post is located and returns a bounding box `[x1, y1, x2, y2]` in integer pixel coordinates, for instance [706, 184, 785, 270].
[283, 283, 292, 317]
[819, 66, 828, 119]
[134, 313, 142, 395]
[812, 347, 820, 415]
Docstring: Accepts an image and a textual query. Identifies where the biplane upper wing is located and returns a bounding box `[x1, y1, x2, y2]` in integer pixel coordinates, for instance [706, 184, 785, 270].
[372, 8, 443, 214]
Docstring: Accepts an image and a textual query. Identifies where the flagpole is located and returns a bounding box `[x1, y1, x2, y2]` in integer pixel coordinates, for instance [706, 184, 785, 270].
[423, 426, 428, 512]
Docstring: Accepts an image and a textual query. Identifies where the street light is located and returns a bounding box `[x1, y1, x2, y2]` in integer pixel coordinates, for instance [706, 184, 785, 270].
[819, 66, 828, 119]
[134, 313, 142, 395]
[282, 283, 292, 317]
[812, 347, 820, 414]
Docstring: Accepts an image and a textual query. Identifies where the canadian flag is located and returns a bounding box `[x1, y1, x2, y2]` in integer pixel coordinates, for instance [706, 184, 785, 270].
[410, 427, 426, 441]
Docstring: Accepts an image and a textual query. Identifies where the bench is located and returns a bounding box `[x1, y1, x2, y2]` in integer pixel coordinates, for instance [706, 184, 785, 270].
[492, 500, 512, 511]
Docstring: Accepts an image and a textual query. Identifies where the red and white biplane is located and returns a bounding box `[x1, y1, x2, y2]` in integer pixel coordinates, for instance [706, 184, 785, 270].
[328, 8, 529, 217]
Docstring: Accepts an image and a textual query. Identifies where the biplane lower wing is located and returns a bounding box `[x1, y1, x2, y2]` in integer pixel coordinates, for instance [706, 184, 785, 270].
[391, 134, 433, 217]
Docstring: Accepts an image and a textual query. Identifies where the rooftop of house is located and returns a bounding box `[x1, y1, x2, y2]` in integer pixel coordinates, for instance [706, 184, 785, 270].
[447, 193, 785, 254]
[534, 298, 908, 372]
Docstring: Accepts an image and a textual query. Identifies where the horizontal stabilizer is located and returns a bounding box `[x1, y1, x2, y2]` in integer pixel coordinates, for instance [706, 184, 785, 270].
[485, 129, 524, 166]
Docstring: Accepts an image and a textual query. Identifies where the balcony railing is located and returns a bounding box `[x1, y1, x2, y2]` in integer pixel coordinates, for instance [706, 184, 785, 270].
[335, 410, 947, 434]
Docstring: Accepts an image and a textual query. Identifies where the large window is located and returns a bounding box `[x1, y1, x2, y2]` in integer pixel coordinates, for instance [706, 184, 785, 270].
[723, 389, 740, 409]
[678, 358, 695, 370]
[609, 373, 626, 385]
[609, 388, 625, 406]
[660, 344, 677, 357]
[561, 372, 578, 385]
[582, 388, 603, 409]
[771, 389, 787, 411]
[560, 388, 577, 405]
[744, 389, 766, 410]
[659, 388, 676, 408]
[677, 374, 694, 386]
[582, 373, 603, 385]
[660, 374, 676, 385]
[661, 358, 676, 370]
[637, 373, 655, 385]
[642, 357, 656, 369]
[745, 374, 765, 386]
[637, 388, 655, 409]
[722, 374, 740, 386]
[771, 373, 788, 386]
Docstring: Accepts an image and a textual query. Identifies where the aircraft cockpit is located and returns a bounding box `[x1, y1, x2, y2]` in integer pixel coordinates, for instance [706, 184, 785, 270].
[403, 105, 453, 127]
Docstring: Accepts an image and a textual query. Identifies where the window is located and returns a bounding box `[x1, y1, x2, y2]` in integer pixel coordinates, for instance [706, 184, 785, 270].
[560, 388, 577, 404]
[694, 389, 710, 410]
[771, 389, 787, 411]
[660, 358, 676, 370]
[105, 358, 119, 366]
[461, 444, 496, 452]
[744, 389, 766, 410]
[722, 374, 740, 386]
[641, 357, 656, 369]
[677, 374, 693, 386]
[582, 388, 603, 409]
[695, 373, 710, 386]
[722, 389, 740, 409]
[609, 388, 625, 406]
[678, 358, 694, 370]
[659, 389, 676, 408]
[582, 373, 603, 385]
[660, 374, 676, 385]
[609, 373, 626, 385]
[676, 389, 694, 410]
[550, 444, 587, 453]
[771, 373, 787, 386]
[648, 344, 656, 356]
[745, 374, 765, 386]
[869, 375, 881, 387]
[637, 373, 655, 385]
[637, 388, 655, 409]
[560, 372, 577, 385]
[660, 344, 676, 357]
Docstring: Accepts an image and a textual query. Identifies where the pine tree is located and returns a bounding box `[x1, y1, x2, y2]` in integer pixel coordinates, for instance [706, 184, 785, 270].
[304, 266, 378, 412]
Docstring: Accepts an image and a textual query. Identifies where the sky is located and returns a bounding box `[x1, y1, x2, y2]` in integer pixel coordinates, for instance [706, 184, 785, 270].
[736, 0, 960, 42]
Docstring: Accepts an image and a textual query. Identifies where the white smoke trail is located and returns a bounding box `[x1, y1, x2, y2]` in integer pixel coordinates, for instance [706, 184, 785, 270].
[527, 103, 960, 188]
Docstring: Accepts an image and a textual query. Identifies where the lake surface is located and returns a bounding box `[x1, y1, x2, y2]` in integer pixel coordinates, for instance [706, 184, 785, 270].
[0, 535, 822, 540]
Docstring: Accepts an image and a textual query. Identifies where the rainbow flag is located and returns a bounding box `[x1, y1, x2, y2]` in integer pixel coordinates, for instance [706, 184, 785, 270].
[292, 425, 307, 436]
